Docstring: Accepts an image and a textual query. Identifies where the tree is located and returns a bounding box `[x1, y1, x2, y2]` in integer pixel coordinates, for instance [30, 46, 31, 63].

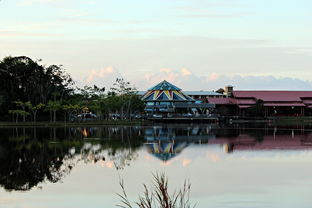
[79, 85, 105, 100]
[109, 78, 140, 119]
[216, 88, 225, 94]
[0, 56, 74, 119]
[13, 101, 29, 122]
[46, 101, 61, 123]
[8, 110, 30, 123]
[110, 78, 135, 95]
[104, 95, 124, 119]
[25, 102, 45, 123]
[62, 104, 81, 122]
[77, 85, 105, 120]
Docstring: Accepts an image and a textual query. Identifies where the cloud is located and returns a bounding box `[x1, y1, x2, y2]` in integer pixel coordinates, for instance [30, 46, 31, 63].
[181, 68, 192, 76]
[86, 66, 115, 83]
[139, 68, 312, 91]
[207, 73, 219, 81]
[81, 66, 122, 89]
[2, 38, 311, 91]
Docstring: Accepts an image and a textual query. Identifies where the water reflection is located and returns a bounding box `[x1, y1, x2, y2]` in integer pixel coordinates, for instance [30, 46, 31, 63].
[0, 127, 144, 191]
[1, 124, 312, 192]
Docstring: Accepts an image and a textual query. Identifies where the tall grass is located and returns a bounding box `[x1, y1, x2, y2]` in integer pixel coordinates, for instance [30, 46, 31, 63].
[117, 173, 196, 208]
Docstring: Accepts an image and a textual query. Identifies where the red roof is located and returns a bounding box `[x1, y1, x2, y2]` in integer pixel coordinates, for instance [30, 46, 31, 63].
[208, 98, 236, 105]
[208, 91, 312, 108]
[233, 91, 312, 102]
[302, 99, 312, 105]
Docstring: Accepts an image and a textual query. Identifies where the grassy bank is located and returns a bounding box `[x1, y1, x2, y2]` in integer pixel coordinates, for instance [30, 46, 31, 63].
[0, 119, 150, 127]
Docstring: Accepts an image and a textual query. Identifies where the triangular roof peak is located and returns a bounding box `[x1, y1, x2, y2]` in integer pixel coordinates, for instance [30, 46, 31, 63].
[148, 80, 181, 91]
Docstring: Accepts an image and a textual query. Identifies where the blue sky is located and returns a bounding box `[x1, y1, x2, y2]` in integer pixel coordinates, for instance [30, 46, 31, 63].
[1, 0, 312, 90]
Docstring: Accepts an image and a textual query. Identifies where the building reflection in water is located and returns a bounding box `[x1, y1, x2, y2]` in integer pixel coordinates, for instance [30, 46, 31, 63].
[143, 125, 312, 161]
[143, 126, 216, 161]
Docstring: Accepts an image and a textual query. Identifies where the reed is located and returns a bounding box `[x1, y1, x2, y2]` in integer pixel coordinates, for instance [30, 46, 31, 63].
[117, 173, 196, 208]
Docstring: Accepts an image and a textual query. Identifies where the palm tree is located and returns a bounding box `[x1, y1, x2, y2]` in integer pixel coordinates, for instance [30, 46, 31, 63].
[25, 102, 45, 123]
[46, 101, 61, 123]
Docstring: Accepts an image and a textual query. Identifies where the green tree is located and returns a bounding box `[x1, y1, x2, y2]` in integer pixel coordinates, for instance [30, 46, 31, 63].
[78, 85, 106, 119]
[13, 101, 29, 122]
[109, 78, 141, 119]
[62, 104, 81, 122]
[110, 78, 134, 95]
[8, 110, 30, 123]
[0, 56, 74, 119]
[25, 102, 45, 123]
[46, 101, 61, 123]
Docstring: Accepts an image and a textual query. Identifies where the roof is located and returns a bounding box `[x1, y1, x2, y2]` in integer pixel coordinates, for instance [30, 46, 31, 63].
[233, 91, 312, 102]
[302, 99, 312, 105]
[139, 90, 224, 97]
[235, 99, 256, 105]
[142, 80, 194, 102]
[208, 98, 236, 105]
[148, 80, 181, 91]
[184, 91, 224, 96]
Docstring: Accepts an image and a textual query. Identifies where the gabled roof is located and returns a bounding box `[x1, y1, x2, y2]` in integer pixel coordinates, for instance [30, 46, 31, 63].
[148, 80, 181, 91]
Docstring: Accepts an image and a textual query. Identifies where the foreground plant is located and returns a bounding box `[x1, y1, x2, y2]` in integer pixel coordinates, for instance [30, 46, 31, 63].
[117, 173, 196, 208]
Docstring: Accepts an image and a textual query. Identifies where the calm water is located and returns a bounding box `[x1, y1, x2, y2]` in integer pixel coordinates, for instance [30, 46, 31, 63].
[1, 124, 312, 208]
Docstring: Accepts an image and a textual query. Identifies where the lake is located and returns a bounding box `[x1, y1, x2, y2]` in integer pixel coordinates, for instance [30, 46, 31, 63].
[1, 123, 312, 208]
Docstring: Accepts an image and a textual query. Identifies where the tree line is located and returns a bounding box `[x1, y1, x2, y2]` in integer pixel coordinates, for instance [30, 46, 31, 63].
[0, 56, 144, 123]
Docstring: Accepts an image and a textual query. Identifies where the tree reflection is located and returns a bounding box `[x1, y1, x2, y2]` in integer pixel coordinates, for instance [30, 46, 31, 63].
[0, 136, 76, 191]
[0, 126, 144, 191]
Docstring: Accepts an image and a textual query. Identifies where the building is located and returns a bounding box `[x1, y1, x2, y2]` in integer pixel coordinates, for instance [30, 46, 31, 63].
[207, 86, 312, 117]
[184, 90, 225, 100]
[142, 80, 215, 116]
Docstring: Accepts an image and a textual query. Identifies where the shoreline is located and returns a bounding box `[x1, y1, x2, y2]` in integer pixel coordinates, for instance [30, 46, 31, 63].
[0, 120, 149, 128]
[1, 116, 312, 127]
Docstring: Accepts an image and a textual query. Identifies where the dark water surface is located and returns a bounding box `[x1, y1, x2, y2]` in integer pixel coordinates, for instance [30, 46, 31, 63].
[1, 124, 312, 208]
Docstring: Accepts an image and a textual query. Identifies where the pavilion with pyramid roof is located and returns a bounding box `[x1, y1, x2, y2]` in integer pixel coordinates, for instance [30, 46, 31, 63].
[143, 80, 194, 103]
[142, 80, 215, 116]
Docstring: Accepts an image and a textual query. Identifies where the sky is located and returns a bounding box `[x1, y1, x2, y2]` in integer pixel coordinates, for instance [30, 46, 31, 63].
[0, 0, 312, 90]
